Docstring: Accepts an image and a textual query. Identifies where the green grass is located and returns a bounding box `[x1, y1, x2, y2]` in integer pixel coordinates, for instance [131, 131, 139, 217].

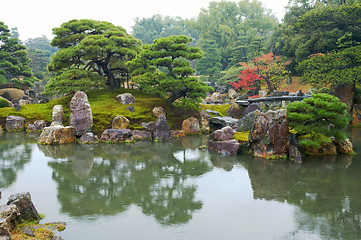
[200, 103, 231, 117]
[0, 89, 198, 135]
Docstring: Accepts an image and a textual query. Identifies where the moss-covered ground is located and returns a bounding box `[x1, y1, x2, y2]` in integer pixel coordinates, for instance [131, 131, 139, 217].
[0, 89, 200, 135]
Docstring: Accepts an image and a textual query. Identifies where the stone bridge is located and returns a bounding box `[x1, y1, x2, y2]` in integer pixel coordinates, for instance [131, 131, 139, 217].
[235, 95, 311, 107]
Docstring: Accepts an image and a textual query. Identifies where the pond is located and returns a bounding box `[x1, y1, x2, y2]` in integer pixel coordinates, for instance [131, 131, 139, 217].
[0, 130, 360, 240]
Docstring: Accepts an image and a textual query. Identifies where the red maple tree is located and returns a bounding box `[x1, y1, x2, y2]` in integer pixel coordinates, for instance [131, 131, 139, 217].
[230, 68, 260, 90]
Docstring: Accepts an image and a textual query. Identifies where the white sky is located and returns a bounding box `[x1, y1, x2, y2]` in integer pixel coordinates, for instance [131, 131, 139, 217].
[2, 0, 288, 41]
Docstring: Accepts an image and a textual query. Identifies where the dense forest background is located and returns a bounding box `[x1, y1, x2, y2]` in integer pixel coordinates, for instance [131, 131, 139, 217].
[1, 0, 361, 109]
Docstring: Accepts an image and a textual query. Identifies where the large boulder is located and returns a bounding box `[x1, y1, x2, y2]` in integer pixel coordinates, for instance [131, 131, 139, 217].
[152, 106, 165, 118]
[112, 115, 130, 129]
[211, 126, 234, 141]
[70, 91, 93, 136]
[332, 83, 355, 113]
[153, 116, 172, 141]
[228, 88, 239, 100]
[51, 105, 65, 126]
[38, 126, 76, 144]
[208, 140, 240, 155]
[226, 102, 242, 118]
[249, 109, 289, 159]
[116, 93, 135, 105]
[7, 192, 40, 223]
[100, 129, 132, 143]
[27, 120, 46, 132]
[182, 117, 200, 134]
[209, 92, 223, 104]
[243, 103, 261, 116]
[132, 130, 152, 141]
[304, 142, 337, 156]
[5, 116, 25, 131]
[210, 116, 238, 128]
[237, 110, 260, 132]
[333, 138, 354, 154]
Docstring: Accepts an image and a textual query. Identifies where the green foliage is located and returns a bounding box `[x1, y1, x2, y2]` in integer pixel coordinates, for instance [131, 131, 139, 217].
[287, 93, 348, 148]
[47, 19, 141, 94]
[0, 22, 37, 87]
[189, 0, 278, 79]
[0, 98, 9, 108]
[132, 14, 198, 45]
[297, 45, 361, 88]
[128, 35, 212, 110]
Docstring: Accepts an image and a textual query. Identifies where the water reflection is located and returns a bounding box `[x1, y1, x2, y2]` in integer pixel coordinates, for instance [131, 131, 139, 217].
[0, 132, 34, 188]
[243, 152, 361, 239]
[40, 136, 213, 225]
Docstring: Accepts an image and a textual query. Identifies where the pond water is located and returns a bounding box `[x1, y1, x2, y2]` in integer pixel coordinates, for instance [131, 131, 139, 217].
[0, 130, 361, 240]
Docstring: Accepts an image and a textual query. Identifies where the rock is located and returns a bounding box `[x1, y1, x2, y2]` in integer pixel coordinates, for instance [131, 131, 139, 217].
[205, 109, 220, 116]
[152, 106, 165, 118]
[333, 138, 353, 154]
[69, 91, 93, 136]
[182, 117, 200, 134]
[200, 110, 210, 132]
[38, 126, 76, 144]
[126, 106, 135, 112]
[243, 103, 261, 116]
[209, 140, 240, 155]
[116, 93, 135, 105]
[289, 134, 302, 163]
[0, 227, 11, 240]
[228, 88, 239, 100]
[226, 102, 242, 118]
[0, 205, 19, 231]
[210, 116, 238, 128]
[79, 132, 99, 144]
[304, 142, 337, 156]
[211, 126, 234, 141]
[171, 130, 185, 138]
[0, 126, 3, 135]
[13, 103, 21, 111]
[7, 192, 40, 223]
[249, 109, 289, 159]
[142, 122, 156, 132]
[5, 116, 25, 131]
[18, 99, 30, 106]
[132, 130, 152, 141]
[112, 115, 130, 129]
[27, 120, 46, 132]
[153, 115, 172, 141]
[209, 92, 223, 104]
[51, 105, 65, 126]
[100, 129, 132, 143]
[238, 110, 260, 132]
[352, 104, 361, 126]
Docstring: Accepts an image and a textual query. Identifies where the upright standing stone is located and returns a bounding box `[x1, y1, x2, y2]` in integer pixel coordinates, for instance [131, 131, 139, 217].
[69, 91, 93, 136]
[27, 120, 46, 132]
[153, 115, 172, 141]
[51, 105, 65, 126]
[200, 110, 210, 132]
[226, 102, 242, 118]
[7, 192, 40, 223]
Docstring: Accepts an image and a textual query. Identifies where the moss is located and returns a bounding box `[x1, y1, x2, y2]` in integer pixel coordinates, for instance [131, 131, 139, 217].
[234, 131, 249, 142]
[200, 104, 231, 117]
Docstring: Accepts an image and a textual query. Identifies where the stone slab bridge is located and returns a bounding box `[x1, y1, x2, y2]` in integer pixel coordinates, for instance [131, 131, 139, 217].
[235, 95, 312, 107]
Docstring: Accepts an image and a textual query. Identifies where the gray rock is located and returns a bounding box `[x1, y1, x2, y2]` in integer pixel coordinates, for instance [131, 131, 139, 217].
[0, 205, 19, 231]
[210, 116, 238, 128]
[37, 126, 76, 145]
[69, 91, 93, 136]
[153, 116, 172, 141]
[27, 120, 46, 132]
[152, 106, 165, 118]
[0, 227, 11, 240]
[243, 103, 261, 116]
[79, 132, 99, 144]
[5, 116, 25, 131]
[7, 192, 40, 223]
[116, 93, 135, 105]
[182, 117, 200, 134]
[132, 130, 152, 141]
[126, 106, 134, 112]
[209, 140, 240, 155]
[237, 110, 260, 132]
[205, 109, 220, 116]
[100, 129, 132, 143]
[51, 105, 65, 126]
[226, 102, 242, 118]
[211, 126, 234, 141]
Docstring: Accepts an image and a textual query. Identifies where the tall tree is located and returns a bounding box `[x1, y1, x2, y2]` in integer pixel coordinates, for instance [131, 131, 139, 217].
[0, 22, 36, 87]
[128, 35, 212, 110]
[189, 0, 278, 79]
[46, 19, 141, 95]
[132, 15, 198, 44]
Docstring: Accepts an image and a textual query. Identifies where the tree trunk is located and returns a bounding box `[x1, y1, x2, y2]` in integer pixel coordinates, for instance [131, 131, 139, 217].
[262, 75, 275, 92]
[101, 63, 119, 89]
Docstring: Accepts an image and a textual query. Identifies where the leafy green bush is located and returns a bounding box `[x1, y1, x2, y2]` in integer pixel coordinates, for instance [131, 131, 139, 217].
[287, 93, 348, 148]
[0, 98, 10, 108]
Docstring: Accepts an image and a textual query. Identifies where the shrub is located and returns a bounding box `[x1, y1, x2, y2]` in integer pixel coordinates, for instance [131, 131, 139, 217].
[0, 98, 10, 108]
[287, 93, 348, 148]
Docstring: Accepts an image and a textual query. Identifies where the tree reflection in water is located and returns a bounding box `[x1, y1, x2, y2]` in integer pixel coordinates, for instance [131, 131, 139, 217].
[42, 136, 213, 225]
[0, 132, 34, 188]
